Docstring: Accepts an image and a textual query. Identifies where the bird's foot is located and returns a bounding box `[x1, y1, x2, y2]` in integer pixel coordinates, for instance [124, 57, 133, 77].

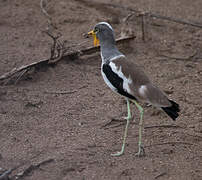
[111, 145, 125, 157]
[111, 150, 124, 157]
[135, 145, 145, 157]
[123, 114, 132, 121]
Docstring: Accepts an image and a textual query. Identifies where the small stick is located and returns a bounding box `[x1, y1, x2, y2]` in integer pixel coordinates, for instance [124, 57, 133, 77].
[101, 118, 125, 128]
[0, 169, 13, 180]
[0, 162, 27, 180]
[105, 122, 126, 129]
[105, 3, 202, 29]
[43, 30, 65, 64]
[16, 158, 54, 179]
[40, 0, 52, 25]
[14, 69, 28, 85]
[122, 12, 135, 23]
[154, 172, 167, 179]
[44, 90, 77, 94]
[159, 51, 198, 61]
[144, 125, 182, 129]
[145, 141, 198, 148]
[179, 131, 202, 139]
[141, 14, 145, 41]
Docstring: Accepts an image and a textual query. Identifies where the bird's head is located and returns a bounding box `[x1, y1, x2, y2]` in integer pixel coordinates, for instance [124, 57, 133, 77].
[88, 22, 116, 46]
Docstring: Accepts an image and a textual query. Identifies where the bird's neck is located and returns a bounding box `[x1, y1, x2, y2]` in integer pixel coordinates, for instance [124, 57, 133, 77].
[100, 43, 123, 63]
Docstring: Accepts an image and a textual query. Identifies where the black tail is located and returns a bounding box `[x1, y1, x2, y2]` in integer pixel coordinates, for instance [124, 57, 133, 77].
[162, 100, 180, 121]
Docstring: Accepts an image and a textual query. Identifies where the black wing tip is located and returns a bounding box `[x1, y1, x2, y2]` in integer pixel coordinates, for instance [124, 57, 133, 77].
[169, 100, 180, 112]
[162, 100, 180, 121]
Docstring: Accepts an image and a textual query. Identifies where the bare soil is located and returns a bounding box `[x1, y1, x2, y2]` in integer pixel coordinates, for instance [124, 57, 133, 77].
[0, 0, 202, 179]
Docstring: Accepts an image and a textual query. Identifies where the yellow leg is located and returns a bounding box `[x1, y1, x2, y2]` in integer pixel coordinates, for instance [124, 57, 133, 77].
[111, 98, 131, 156]
[131, 100, 145, 156]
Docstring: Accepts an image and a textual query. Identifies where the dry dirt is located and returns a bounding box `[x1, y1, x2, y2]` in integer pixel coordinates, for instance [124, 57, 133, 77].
[0, 0, 202, 180]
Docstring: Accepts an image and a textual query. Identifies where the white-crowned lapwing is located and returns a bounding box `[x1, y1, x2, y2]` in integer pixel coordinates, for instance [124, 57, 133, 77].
[88, 22, 180, 156]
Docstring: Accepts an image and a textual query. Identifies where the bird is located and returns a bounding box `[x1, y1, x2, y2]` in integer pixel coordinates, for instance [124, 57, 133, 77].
[87, 22, 180, 157]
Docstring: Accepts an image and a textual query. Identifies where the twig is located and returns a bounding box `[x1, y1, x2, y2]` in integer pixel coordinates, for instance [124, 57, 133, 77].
[154, 172, 167, 179]
[0, 151, 44, 180]
[44, 90, 77, 94]
[159, 51, 198, 62]
[44, 30, 65, 64]
[144, 125, 182, 129]
[0, 62, 45, 83]
[40, 0, 51, 21]
[40, 0, 55, 29]
[101, 118, 125, 129]
[149, 13, 202, 29]
[123, 12, 135, 23]
[16, 158, 54, 179]
[179, 131, 202, 139]
[0, 162, 26, 180]
[105, 122, 126, 129]
[145, 141, 198, 148]
[0, 168, 13, 180]
[0, 35, 135, 85]
[14, 69, 28, 85]
[105, 3, 202, 29]
[141, 14, 146, 41]
[78, 85, 88, 89]
[101, 117, 138, 129]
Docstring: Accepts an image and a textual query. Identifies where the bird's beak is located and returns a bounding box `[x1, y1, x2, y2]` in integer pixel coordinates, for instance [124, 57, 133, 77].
[88, 30, 99, 46]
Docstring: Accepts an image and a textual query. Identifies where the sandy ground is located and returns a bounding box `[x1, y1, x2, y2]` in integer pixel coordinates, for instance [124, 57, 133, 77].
[0, 0, 202, 179]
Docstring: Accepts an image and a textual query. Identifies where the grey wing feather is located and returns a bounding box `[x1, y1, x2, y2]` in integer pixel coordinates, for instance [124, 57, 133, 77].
[143, 84, 171, 107]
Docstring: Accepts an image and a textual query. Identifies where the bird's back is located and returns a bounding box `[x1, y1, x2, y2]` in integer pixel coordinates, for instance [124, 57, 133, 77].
[107, 56, 172, 107]
[112, 56, 150, 87]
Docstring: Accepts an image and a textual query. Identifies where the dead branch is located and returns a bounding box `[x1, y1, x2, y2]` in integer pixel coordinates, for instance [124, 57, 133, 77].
[0, 151, 44, 180]
[40, 0, 52, 23]
[44, 30, 65, 64]
[141, 15, 145, 41]
[0, 35, 135, 85]
[103, 121, 182, 130]
[123, 12, 146, 41]
[144, 125, 182, 129]
[159, 51, 198, 62]
[0, 168, 13, 180]
[137, 12, 147, 41]
[15, 158, 54, 179]
[154, 172, 167, 179]
[149, 13, 202, 29]
[101, 118, 125, 129]
[14, 69, 28, 85]
[101, 117, 138, 130]
[145, 141, 198, 148]
[179, 131, 202, 139]
[40, 0, 57, 29]
[44, 90, 77, 94]
[105, 3, 202, 29]
[123, 12, 135, 23]
[0, 162, 26, 180]
[105, 122, 126, 129]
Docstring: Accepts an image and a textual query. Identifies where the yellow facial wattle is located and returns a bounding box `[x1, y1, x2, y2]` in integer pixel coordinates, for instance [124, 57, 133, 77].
[88, 30, 99, 46]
